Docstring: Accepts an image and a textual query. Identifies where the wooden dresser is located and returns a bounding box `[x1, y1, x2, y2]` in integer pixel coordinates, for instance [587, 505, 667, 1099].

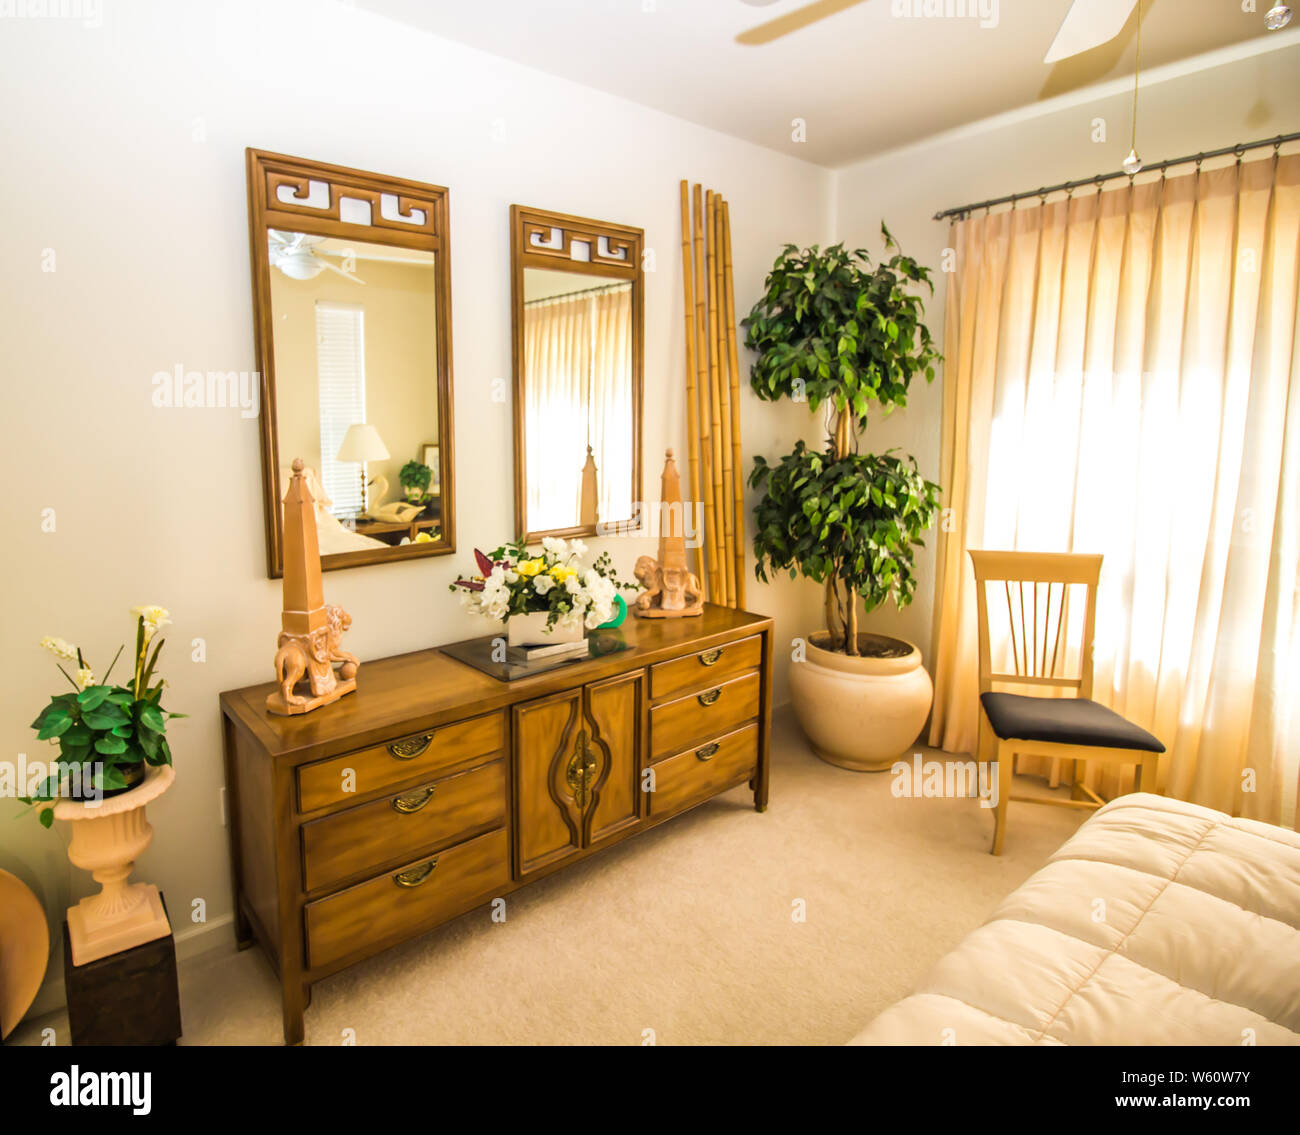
[219, 605, 773, 1044]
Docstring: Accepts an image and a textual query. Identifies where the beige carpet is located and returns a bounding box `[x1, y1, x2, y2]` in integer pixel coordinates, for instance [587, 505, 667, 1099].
[14, 708, 1084, 1046]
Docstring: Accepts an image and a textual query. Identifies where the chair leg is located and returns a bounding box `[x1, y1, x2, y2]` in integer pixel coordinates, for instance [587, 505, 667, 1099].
[1136, 753, 1157, 794]
[991, 743, 1013, 856]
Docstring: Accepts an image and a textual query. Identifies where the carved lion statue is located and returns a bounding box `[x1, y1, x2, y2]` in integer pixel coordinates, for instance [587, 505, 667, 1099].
[634, 555, 703, 616]
[273, 603, 358, 705]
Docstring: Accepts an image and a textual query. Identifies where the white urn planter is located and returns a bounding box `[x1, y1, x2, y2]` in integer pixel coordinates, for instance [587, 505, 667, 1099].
[789, 632, 933, 771]
[507, 611, 584, 648]
[53, 763, 174, 965]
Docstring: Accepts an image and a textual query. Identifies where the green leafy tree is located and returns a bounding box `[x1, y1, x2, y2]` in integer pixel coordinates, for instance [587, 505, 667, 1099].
[745, 227, 942, 656]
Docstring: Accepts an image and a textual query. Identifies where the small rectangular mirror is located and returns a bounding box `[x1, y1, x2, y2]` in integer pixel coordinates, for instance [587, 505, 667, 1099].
[247, 150, 455, 576]
[511, 206, 643, 542]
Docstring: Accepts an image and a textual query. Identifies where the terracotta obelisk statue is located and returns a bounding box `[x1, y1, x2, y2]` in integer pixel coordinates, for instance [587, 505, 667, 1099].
[634, 449, 704, 618]
[266, 458, 359, 714]
[579, 445, 599, 529]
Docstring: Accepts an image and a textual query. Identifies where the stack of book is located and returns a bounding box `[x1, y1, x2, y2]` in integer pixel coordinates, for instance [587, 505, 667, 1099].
[507, 638, 590, 665]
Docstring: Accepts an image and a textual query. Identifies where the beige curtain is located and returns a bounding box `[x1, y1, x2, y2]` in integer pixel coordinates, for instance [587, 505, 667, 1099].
[523, 284, 632, 532]
[589, 285, 634, 525]
[929, 153, 1300, 828]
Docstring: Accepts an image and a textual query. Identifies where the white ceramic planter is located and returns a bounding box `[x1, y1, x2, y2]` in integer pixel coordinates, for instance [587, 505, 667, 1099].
[507, 611, 584, 648]
[53, 764, 175, 965]
[789, 632, 933, 772]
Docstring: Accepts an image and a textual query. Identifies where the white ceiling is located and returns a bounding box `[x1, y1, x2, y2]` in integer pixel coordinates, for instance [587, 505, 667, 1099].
[358, 0, 1290, 167]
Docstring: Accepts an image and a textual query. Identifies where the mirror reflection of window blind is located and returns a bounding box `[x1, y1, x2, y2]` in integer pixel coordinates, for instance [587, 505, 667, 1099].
[315, 301, 366, 515]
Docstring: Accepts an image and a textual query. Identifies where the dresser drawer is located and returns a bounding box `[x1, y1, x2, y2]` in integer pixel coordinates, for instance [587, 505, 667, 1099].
[304, 827, 510, 971]
[297, 711, 506, 813]
[650, 635, 762, 700]
[651, 723, 759, 817]
[300, 760, 507, 893]
[650, 670, 760, 761]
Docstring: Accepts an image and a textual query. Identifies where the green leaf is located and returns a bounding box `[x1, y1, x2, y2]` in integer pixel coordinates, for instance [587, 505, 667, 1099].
[95, 735, 127, 755]
[76, 685, 113, 710]
[138, 703, 167, 734]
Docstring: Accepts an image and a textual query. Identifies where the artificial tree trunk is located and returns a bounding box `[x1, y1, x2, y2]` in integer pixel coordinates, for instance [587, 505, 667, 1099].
[828, 408, 860, 657]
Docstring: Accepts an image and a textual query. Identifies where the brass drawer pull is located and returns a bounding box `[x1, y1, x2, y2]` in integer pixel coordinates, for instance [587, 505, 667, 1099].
[696, 743, 720, 762]
[700, 648, 723, 667]
[393, 858, 438, 888]
[391, 785, 437, 814]
[388, 733, 434, 760]
[698, 688, 722, 706]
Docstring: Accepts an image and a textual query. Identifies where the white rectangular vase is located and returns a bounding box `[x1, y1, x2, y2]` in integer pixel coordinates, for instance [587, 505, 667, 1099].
[507, 611, 583, 648]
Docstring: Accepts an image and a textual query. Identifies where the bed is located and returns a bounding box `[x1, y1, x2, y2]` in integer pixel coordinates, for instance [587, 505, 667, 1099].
[850, 793, 1300, 1046]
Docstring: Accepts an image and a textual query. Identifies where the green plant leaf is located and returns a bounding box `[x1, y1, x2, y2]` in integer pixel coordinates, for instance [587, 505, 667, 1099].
[76, 685, 113, 710]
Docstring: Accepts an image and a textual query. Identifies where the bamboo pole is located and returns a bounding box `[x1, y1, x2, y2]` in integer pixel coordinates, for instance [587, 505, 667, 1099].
[714, 197, 736, 607]
[721, 199, 746, 609]
[704, 190, 729, 606]
[692, 185, 720, 604]
[678, 181, 704, 586]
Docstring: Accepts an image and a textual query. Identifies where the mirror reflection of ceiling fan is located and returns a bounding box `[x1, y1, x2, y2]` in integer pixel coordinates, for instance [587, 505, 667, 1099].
[267, 230, 366, 284]
[737, 0, 1150, 62]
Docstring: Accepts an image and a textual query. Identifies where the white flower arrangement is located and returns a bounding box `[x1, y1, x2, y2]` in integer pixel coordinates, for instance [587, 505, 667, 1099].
[452, 538, 633, 632]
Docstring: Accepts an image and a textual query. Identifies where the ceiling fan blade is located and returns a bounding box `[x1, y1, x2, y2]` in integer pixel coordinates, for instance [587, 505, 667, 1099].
[1044, 0, 1139, 63]
[737, 0, 871, 46]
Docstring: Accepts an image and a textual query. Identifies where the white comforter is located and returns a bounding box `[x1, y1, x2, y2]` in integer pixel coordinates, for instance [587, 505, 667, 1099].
[850, 793, 1300, 1046]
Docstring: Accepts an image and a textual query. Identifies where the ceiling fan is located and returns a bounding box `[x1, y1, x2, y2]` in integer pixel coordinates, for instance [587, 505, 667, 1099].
[267, 230, 366, 284]
[737, 0, 1145, 63]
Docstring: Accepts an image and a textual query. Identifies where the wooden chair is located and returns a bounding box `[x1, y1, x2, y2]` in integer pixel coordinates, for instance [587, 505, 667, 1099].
[969, 550, 1164, 855]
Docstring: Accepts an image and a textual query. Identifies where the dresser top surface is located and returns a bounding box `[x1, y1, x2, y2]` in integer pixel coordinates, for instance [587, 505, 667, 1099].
[219, 604, 771, 760]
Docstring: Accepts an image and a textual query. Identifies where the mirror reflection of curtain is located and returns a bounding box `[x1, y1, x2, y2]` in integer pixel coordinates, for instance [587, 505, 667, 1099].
[524, 283, 632, 531]
[590, 285, 632, 525]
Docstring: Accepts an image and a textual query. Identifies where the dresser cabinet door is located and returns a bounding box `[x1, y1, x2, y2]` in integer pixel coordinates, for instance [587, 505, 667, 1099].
[513, 690, 585, 877]
[583, 671, 644, 847]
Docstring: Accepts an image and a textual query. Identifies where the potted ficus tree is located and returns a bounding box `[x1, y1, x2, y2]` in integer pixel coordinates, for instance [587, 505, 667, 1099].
[746, 229, 941, 770]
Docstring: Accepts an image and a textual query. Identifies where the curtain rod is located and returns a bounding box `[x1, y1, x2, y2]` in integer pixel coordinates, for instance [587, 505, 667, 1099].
[524, 280, 631, 306]
[932, 131, 1300, 222]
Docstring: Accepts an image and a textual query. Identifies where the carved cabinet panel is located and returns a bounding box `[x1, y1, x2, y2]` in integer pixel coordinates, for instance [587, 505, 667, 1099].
[513, 671, 645, 878]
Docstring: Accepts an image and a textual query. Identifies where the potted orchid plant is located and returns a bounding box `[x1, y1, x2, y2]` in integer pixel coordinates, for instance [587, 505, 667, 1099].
[452, 537, 633, 646]
[23, 605, 184, 827]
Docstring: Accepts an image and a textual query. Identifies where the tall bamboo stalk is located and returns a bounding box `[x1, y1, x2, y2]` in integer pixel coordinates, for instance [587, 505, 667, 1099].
[714, 197, 736, 607]
[692, 185, 719, 603]
[704, 190, 729, 606]
[721, 200, 746, 609]
[678, 181, 704, 584]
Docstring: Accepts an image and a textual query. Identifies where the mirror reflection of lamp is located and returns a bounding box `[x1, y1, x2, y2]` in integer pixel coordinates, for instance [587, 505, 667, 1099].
[336, 423, 390, 514]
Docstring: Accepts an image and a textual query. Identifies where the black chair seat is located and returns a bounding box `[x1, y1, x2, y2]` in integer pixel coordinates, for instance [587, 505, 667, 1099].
[980, 692, 1165, 753]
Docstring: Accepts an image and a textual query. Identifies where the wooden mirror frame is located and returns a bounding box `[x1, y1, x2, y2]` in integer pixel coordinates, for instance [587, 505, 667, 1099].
[246, 148, 456, 578]
[510, 204, 644, 544]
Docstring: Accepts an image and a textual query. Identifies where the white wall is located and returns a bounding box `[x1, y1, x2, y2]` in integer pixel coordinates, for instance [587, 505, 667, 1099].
[0, 0, 832, 1007]
[836, 39, 1300, 657]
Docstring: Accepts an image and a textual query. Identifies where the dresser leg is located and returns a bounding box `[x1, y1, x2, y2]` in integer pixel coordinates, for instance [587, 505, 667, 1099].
[233, 901, 253, 951]
[282, 980, 307, 1046]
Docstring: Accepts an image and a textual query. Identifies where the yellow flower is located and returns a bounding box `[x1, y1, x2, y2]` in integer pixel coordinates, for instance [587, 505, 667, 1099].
[549, 564, 576, 582]
[132, 604, 171, 641]
[40, 636, 78, 662]
[518, 558, 545, 578]
[76, 667, 96, 690]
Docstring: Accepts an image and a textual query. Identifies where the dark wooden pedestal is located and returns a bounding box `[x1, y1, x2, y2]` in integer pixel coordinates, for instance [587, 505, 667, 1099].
[62, 893, 182, 1046]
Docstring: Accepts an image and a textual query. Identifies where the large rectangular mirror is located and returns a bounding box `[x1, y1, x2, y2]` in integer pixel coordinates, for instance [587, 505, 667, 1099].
[510, 205, 642, 542]
[247, 149, 454, 576]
